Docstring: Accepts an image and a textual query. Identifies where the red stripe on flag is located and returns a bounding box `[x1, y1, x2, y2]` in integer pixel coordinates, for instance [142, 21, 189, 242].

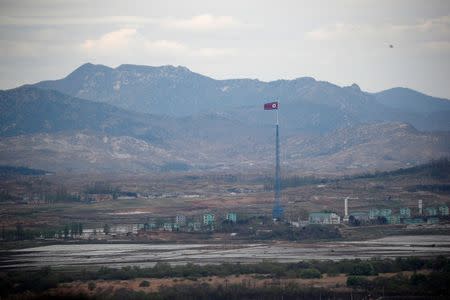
[264, 101, 278, 110]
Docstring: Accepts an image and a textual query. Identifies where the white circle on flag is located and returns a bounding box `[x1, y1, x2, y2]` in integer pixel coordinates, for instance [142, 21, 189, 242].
[272, 103, 276, 108]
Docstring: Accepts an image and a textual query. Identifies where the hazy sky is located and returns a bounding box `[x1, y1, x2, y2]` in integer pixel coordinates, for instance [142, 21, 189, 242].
[1, 0, 450, 98]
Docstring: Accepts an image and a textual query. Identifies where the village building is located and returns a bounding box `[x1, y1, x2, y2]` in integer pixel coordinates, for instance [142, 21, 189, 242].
[399, 207, 411, 218]
[438, 205, 449, 216]
[110, 224, 138, 235]
[187, 222, 201, 232]
[349, 212, 369, 222]
[163, 223, 173, 231]
[226, 212, 237, 223]
[369, 209, 379, 219]
[144, 222, 157, 230]
[308, 212, 341, 225]
[425, 207, 438, 216]
[203, 213, 215, 225]
[427, 217, 440, 224]
[369, 208, 392, 219]
[388, 215, 401, 224]
[175, 214, 186, 226]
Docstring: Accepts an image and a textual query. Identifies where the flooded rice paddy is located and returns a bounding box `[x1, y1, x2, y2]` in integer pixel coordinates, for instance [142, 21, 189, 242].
[2, 235, 450, 269]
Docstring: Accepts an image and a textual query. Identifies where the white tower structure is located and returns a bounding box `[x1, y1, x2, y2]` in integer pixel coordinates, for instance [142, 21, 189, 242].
[343, 197, 349, 222]
[343, 196, 358, 223]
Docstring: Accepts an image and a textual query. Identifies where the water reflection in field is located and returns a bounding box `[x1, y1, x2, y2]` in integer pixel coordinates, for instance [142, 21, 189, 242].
[2, 235, 450, 269]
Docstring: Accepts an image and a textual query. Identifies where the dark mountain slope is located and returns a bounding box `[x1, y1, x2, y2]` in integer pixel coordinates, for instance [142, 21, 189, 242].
[0, 86, 173, 143]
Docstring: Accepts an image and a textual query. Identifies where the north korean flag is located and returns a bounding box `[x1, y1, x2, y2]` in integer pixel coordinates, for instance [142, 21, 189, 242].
[264, 101, 279, 110]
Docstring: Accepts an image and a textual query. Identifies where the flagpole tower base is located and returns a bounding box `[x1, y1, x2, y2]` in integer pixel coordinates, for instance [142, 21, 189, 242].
[272, 123, 284, 221]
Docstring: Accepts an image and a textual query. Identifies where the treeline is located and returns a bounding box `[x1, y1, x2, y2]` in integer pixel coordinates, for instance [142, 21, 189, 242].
[216, 217, 342, 241]
[0, 186, 81, 203]
[425, 157, 450, 179]
[1, 223, 84, 241]
[347, 271, 450, 297]
[84, 181, 121, 198]
[2, 181, 124, 205]
[0, 165, 48, 177]
[256, 224, 341, 241]
[45, 186, 82, 203]
[93, 284, 367, 300]
[0, 190, 16, 202]
[2, 256, 450, 299]
[264, 176, 327, 190]
[85, 256, 449, 280]
[264, 157, 450, 190]
[1, 223, 38, 240]
[407, 184, 450, 194]
[348, 157, 450, 180]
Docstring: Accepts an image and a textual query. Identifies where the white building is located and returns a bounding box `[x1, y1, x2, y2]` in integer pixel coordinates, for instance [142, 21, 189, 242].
[309, 212, 341, 224]
[175, 214, 186, 226]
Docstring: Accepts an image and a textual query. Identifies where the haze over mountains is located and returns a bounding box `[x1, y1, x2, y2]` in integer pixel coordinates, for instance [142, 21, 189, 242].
[1, 63, 450, 173]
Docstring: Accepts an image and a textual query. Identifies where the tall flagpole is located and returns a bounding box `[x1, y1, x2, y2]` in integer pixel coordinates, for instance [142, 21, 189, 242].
[273, 102, 283, 221]
[276, 107, 279, 125]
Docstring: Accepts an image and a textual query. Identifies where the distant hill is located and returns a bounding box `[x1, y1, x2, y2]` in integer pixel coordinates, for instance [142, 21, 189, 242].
[0, 86, 449, 173]
[374, 87, 450, 131]
[31, 63, 450, 132]
[0, 64, 449, 173]
[374, 87, 450, 114]
[285, 122, 450, 172]
[1, 122, 448, 173]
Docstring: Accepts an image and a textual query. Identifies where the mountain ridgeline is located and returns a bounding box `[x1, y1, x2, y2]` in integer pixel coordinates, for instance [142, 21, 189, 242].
[34, 63, 450, 132]
[0, 63, 449, 173]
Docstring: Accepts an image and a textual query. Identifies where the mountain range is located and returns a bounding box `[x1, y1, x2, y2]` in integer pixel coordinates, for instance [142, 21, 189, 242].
[1, 63, 449, 174]
[33, 63, 450, 132]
